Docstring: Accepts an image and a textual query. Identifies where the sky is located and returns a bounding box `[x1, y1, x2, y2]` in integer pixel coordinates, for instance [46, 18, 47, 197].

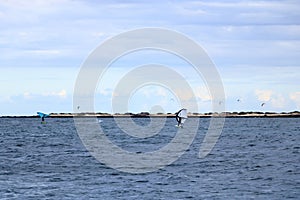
[0, 0, 300, 115]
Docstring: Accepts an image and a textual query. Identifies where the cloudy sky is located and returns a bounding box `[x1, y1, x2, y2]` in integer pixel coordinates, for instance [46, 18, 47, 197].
[0, 0, 299, 115]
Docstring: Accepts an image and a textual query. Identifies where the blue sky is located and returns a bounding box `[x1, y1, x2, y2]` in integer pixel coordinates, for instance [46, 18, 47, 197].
[0, 0, 300, 115]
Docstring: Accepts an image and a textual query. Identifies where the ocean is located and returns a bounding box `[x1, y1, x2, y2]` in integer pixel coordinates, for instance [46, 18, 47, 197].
[0, 117, 299, 199]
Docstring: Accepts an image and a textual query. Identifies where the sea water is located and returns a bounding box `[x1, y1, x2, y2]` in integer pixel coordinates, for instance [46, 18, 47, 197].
[0, 117, 299, 199]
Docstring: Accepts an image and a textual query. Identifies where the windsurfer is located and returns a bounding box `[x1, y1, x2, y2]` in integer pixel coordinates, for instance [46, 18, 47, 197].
[175, 110, 182, 126]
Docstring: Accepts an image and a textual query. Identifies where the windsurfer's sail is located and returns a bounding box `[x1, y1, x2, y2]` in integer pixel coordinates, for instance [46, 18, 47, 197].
[37, 112, 49, 118]
[176, 109, 188, 126]
[37, 112, 49, 124]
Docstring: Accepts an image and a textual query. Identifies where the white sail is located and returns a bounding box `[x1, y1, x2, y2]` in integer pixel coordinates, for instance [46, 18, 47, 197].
[177, 109, 188, 124]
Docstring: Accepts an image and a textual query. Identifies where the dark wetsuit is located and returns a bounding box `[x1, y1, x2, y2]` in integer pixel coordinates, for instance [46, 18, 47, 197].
[175, 111, 182, 126]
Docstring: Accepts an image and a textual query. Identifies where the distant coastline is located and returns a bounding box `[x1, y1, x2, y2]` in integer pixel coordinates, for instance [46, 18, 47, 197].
[1, 111, 300, 118]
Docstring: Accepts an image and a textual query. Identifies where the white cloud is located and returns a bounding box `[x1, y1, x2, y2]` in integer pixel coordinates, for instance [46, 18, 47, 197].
[42, 89, 67, 98]
[20, 90, 67, 99]
[99, 88, 112, 96]
[25, 49, 61, 56]
[174, 0, 300, 25]
[255, 89, 273, 102]
[271, 94, 286, 109]
[157, 87, 168, 97]
[23, 92, 33, 100]
[194, 86, 211, 101]
[0, 95, 13, 103]
[1, 0, 300, 115]
[0, 0, 75, 25]
[139, 85, 169, 99]
[290, 92, 300, 109]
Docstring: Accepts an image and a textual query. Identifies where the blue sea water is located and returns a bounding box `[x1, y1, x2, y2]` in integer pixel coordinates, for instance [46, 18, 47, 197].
[0, 117, 299, 199]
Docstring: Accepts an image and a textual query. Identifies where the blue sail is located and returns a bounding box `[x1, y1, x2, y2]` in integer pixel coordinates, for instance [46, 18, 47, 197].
[37, 112, 49, 118]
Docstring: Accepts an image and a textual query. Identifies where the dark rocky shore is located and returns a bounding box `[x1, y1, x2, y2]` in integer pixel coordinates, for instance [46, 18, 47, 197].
[2, 111, 300, 118]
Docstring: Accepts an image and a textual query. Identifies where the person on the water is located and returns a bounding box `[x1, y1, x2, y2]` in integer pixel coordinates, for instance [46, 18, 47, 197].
[175, 111, 182, 126]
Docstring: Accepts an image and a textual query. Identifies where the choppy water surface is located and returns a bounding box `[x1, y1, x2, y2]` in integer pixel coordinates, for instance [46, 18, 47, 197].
[0, 117, 299, 199]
